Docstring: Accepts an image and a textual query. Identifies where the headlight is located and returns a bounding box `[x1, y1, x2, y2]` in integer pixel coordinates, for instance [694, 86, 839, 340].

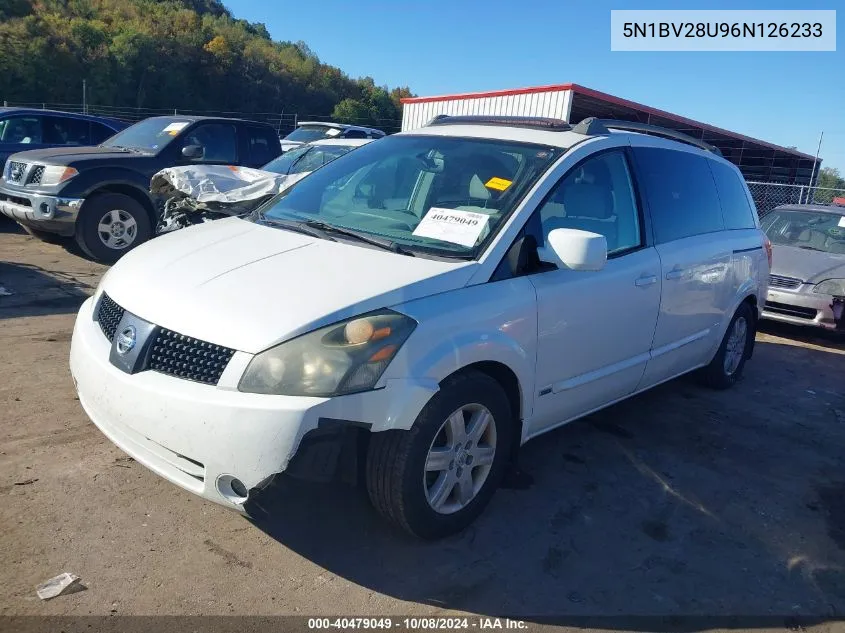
[813, 279, 845, 296]
[239, 311, 416, 396]
[39, 166, 78, 186]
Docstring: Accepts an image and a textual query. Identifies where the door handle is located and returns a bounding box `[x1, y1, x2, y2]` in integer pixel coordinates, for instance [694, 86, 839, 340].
[635, 275, 657, 287]
[665, 268, 685, 281]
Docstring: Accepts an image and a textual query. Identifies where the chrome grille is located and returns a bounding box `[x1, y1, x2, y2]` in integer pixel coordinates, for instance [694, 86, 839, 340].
[769, 274, 802, 290]
[147, 328, 235, 385]
[97, 293, 125, 341]
[7, 161, 26, 183]
[27, 165, 45, 185]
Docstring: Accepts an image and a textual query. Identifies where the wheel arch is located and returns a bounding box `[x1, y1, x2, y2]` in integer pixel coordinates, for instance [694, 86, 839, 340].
[82, 184, 156, 228]
[439, 360, 525, 458]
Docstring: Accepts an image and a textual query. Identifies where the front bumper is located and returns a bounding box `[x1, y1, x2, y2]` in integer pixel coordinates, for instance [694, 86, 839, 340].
[0, 183, 83, 235]
[69, 296, 436, 510]
[762, 286, 841, 330]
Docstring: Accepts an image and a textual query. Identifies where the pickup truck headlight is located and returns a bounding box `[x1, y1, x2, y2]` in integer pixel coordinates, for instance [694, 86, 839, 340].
[39, 166, 78, 186]
[239, 311, 416, 396]
[813, 279, 845, 296]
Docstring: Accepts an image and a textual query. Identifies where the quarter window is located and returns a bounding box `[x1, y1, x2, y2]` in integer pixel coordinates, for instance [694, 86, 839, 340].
[708, 159, 757, 229]
[536, 150, 642, 255]
[633, 147, 724, 243]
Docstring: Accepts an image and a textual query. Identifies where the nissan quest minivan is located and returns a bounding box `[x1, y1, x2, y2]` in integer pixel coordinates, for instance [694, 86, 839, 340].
[70, 115, 771, 539]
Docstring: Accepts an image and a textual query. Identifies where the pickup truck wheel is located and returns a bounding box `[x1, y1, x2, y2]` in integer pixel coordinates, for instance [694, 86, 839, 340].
[75, 193, 152, 263]
[365, 370, 514, 539]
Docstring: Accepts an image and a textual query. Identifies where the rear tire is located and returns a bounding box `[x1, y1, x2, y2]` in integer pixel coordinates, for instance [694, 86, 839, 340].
[74, 193, 152, 264]
[700, 302, 754, 390]
[365, 370, 514, 539]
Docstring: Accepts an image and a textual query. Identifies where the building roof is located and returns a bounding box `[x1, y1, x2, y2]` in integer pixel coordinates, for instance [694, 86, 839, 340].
[402, 83, 815, 161]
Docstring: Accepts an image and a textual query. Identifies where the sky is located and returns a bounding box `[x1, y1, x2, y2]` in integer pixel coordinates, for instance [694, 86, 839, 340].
[223, 0, 844, 172]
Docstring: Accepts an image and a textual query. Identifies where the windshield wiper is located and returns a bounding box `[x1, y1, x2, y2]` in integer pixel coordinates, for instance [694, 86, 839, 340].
[258, 216, 337, 241]
[301, 220, 415, 256]
[105, 145, 147, 154]
[798, 245, 825, 251]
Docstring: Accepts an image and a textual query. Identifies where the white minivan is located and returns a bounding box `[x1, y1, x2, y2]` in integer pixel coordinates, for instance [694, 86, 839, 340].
[70, 115, 771, 539]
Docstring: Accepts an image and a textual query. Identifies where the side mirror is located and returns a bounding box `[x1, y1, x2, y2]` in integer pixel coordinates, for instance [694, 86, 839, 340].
[182, 144, 204, 160]
[537, 228, 607, 271]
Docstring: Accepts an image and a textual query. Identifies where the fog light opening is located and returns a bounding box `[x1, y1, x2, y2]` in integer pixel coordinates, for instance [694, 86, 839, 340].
[216, 475, 249, 505]
[39, 203, 53, 218]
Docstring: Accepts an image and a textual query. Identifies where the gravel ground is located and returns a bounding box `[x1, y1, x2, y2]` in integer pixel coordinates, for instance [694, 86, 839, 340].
[1, 220, 845, 632]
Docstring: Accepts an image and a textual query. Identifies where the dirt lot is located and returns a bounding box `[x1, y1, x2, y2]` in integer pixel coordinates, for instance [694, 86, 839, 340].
[2, 218, 845, 631]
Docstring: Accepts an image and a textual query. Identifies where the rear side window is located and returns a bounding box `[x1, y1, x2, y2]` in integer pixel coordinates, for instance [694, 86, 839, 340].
[708, 159, 757, 229]
[44, 116, 90, 145]
[247, 127, 277, 165]
[633, 147, 724, 243]
[343, 129, 368, 139]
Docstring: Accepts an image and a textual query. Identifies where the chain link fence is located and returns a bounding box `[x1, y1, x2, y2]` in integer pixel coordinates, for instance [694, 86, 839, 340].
[1, 101, 403, 135]
[746, 181, 845, 217]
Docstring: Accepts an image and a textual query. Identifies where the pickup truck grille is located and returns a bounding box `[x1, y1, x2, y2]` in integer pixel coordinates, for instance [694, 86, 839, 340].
[27, 165, 45, 185]
[7, 161, 27, 184]
[769, 274, 802, 290]
[95, 293, 234, 385]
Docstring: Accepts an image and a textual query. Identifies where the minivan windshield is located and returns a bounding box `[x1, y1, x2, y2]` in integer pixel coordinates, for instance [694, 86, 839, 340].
[762, 209, 845, 254]
[284, 125, 343, 144]
[101, 117, 189, 152]
[256, 135, 561, 257]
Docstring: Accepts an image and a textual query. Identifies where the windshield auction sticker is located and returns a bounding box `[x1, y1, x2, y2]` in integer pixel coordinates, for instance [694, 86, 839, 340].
[413, 208, 489, 247]
[163, 122, 190, 135]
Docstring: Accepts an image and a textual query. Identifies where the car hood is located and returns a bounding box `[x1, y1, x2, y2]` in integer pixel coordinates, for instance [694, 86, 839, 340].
[9, 145, 148, 165]
[770, 244, 845, 283]
[103, 217, 476, 353]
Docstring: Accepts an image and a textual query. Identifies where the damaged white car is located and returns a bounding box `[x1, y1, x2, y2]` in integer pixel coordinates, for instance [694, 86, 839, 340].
[153, 139, 372, 234]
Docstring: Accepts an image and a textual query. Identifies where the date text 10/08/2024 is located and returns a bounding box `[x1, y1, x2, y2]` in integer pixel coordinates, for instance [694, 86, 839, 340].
[307, 618, 529, 630]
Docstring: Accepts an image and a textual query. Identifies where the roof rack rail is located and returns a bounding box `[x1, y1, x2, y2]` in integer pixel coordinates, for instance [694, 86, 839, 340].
[425, 114, 572, 132]
[572, 117, 722, 156]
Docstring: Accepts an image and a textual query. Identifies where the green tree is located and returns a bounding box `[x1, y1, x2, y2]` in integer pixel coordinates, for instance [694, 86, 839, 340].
[815, 167, 845, 205]
[0, 0, 409, 130]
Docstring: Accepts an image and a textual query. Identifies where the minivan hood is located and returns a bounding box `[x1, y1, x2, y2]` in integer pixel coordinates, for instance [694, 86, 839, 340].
[103, 217, 476, 353]
[770, 244, 845, 283]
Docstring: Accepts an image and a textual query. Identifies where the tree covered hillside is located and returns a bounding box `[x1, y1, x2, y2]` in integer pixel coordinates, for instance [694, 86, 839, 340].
[0, 0, 413, 130]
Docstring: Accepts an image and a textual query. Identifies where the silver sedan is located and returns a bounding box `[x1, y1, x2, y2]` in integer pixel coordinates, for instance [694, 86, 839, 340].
[761, 204, 845, 332]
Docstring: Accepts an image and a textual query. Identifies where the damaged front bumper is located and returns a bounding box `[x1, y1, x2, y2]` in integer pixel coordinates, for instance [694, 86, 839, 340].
[762, 286, 844, 331]
[69, 297, 436, 510]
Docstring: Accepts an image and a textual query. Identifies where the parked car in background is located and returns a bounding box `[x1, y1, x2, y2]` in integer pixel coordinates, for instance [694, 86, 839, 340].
[761, 203, 845, 332]
[70, 115, 769, 539]
[0, 116, 281, 262]
[262, 138, 372, 175]
[0, 108, 126, 172]
[150, 138, 373, 234]
[279, 121, 384, 152]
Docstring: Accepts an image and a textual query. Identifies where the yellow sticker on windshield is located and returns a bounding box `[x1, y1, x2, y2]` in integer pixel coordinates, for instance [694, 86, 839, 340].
[485, 177, 512, 192]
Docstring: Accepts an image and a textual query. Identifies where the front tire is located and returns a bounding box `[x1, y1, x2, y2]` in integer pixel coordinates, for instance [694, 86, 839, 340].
[366, 370, 515, 539]
[700, 302, 754, 390]
[74, 193, 152, 263]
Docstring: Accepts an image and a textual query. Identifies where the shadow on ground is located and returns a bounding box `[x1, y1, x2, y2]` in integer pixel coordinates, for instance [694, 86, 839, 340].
[0, 261, 94, 319]
[249, 339, 845, 630]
